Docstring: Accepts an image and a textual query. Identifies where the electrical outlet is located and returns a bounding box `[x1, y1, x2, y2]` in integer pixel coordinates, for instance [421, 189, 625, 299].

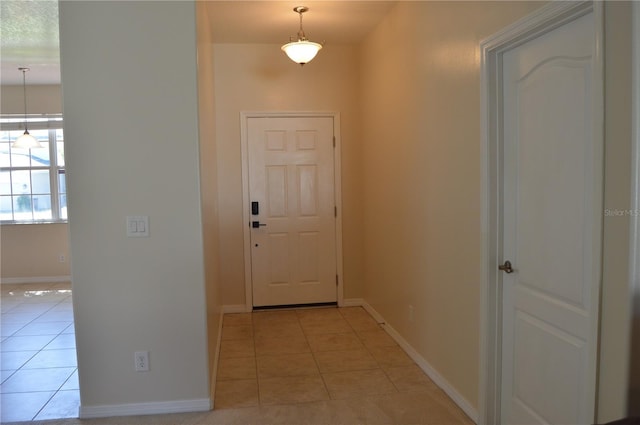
[134, 351, 149, 371]
[58, 253, 66, 263]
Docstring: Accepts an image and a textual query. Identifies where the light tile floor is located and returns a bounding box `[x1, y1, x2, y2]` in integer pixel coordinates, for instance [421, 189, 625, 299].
[1, 282, 79, 423]
[212, 307, 473, 424]
[1, 285, 473, 425]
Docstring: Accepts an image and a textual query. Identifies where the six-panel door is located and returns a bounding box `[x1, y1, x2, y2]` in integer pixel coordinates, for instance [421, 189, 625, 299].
[248, 116, 337, 307]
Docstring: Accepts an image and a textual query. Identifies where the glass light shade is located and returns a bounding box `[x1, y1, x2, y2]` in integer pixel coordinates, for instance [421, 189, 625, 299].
[281, 40, 322, 65]
[12, 130, 42, 149]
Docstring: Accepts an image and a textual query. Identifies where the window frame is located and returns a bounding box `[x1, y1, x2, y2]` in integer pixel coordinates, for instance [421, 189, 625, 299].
[0, 115, 66, 224]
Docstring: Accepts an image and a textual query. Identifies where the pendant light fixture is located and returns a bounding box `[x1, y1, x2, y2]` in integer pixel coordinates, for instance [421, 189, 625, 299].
[281, 6, 322, 66]
[12, 67, 42, 149]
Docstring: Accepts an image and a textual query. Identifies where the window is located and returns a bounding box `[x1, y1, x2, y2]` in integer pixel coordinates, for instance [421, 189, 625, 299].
[0, 116, 66, 223]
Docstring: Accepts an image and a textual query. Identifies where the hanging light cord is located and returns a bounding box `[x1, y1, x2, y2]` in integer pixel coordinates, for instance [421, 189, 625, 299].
[20, 67, 30, 134]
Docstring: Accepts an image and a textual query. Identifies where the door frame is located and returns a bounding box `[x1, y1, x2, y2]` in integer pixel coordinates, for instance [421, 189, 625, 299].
[629, 1, 640, 414]
[478, 2, 604, 423]
[240, 111, 344, 310]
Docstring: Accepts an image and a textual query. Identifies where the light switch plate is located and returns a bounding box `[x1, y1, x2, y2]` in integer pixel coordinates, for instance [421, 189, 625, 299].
[126, 216, 149, 237]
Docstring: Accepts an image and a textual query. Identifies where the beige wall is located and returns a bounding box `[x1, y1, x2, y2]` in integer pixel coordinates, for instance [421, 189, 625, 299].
[359, 0, 547, 410]
[1, 224, 69, 279]
[0, 84, 70, 280]
[196, 1, 223, 401]
[359, 1, 633, 420]
[213, 43, 364, 305]
[60, 0, 209, 408]
[1, 85, 62, 115]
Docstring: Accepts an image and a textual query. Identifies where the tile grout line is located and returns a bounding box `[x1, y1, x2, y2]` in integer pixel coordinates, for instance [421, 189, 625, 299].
[250, 313, 262, 408]
[296, 309, 332, 402]
[342, 309, 405, 394]
[0, 348, 40, 387]
[342, 307, 403, 397]
[319, 307, 359, 400]
[30, 390, 58, 421]
[312, 307, 393, 400]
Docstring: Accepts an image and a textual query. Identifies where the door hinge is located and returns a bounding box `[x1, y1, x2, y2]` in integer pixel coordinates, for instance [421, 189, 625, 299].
[336, 275, 339, 286]
[333, 136, 336, 148]
[334, 206, 337, 217]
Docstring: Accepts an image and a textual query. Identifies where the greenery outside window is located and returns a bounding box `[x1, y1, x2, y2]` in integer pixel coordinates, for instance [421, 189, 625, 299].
[0, 115, 66, 223]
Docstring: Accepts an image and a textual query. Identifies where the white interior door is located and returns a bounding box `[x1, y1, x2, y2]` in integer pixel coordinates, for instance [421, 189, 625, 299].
[247, 116, 337, 307]
[500, 10, 601, 424]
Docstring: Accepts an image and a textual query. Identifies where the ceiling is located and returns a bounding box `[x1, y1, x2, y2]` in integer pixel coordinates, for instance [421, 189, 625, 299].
[0, 0, 396, 86]
[205, 1, 396, 44]
[1, 0, 60, 86]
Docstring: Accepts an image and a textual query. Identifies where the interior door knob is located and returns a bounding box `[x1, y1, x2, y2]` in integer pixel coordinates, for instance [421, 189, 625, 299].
[498, 260, 514, 273]
[252, 221, 267, 228]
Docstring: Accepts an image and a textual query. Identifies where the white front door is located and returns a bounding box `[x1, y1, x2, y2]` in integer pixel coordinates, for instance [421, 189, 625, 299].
[500, 9, 601, 425]
[247, 116, 337, 307]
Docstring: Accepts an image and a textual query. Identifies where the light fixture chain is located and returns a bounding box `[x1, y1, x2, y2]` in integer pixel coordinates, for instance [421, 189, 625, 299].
[298, 9, 306, 40]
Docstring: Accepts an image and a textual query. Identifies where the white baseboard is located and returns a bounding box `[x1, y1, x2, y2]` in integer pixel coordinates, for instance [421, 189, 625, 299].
[360, 301, 479, 424]
[1, 275, 71, 285]
[222, 304, 250, 314]
[359, 301, 386, 324]
[79, 398, 211, 419]
[341, 297, 365, 308]
[210, 310, 224, 409]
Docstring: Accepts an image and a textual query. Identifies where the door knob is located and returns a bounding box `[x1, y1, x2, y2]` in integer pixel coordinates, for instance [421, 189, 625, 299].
[252, 221, 267, 228]
[498, 260, 514, 273]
